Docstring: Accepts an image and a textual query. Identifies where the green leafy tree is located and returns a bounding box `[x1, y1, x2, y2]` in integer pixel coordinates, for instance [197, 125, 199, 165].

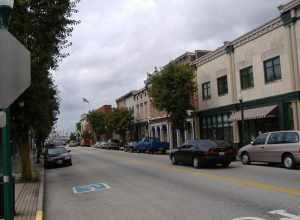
[9, 0, 80, 180]
[148, 63, 196, 132]
[87, 111, 106, 141]
[76, 121, 81, 139]
[110, 109, 134, 146]
[69, 132, 77, 141]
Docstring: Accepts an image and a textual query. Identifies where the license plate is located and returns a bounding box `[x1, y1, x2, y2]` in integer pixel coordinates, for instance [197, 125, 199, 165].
[219, 152, 225, 156]
[57, 160, 63, 165]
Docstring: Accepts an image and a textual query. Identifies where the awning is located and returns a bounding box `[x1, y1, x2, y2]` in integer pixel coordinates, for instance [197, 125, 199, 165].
[229, 105, 278, 121]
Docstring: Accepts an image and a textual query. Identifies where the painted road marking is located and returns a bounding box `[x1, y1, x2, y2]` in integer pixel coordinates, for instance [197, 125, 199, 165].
[72, 183, 111, 194]
[233, 209, 300, 220]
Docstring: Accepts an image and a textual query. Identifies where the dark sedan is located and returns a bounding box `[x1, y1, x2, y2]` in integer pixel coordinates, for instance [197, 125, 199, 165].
[45, 146, 72, 168]
[169, 140, 236, 168]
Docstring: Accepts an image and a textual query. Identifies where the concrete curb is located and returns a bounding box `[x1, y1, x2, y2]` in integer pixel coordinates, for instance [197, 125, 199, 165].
[35, 166, 45, 220]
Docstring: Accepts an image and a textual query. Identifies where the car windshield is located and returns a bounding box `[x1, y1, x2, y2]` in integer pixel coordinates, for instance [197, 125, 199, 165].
[48, 148, 67, 155]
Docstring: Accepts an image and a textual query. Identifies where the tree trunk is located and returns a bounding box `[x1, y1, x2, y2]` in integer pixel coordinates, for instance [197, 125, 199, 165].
[36, 138, 42, 164]
[19, 141, 32, 181]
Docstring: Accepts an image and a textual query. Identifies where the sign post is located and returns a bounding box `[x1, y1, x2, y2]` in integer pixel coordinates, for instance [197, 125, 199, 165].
[0, 1, 31, 220]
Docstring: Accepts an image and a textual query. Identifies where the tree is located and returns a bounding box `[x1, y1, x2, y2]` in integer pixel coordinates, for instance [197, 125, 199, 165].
[87, 111, 106, 141]
[148, 62, 196, 132]
[8, 0, 80, 180]
[109, 109, 134, 146]
[69, 132, 77, 141]
[76, 121, 82, 139]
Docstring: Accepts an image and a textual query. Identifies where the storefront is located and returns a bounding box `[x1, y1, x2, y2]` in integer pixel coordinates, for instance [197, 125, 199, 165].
[199, 111, 233, 144]
[134, 121, 148, 141]
[198, 91, 300, 146]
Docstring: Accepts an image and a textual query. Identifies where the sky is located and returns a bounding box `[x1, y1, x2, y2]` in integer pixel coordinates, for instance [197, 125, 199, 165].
[54, 0, 289, 134]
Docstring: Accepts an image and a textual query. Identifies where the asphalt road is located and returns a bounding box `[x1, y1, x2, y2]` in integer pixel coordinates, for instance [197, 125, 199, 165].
[45, 147, 300, 220]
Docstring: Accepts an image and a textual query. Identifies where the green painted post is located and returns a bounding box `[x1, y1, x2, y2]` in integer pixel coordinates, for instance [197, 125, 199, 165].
[0, 2, 15, 220]
[1, 109, 13, 220]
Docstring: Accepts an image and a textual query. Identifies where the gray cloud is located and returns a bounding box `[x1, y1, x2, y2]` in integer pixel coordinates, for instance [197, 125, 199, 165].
[54, 0, 289, 134]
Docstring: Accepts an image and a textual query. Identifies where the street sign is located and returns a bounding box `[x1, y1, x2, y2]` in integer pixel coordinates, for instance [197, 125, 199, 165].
[72, 183, 111, 194]
[0, 29, 31, 109]
[0, 111, 6, 128]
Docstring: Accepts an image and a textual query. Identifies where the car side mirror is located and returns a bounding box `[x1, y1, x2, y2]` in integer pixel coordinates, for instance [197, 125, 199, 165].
[67, 149, 71, 153]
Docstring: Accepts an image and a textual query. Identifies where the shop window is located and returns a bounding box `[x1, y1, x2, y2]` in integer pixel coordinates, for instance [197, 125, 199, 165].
[240, 66, 254, 90]
[264, 56, 281, 83]
[202, 82, 211, 100]
[217, 76, 228, 96]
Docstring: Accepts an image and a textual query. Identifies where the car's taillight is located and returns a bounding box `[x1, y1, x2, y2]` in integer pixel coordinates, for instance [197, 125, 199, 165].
[207, 148, 217, 155]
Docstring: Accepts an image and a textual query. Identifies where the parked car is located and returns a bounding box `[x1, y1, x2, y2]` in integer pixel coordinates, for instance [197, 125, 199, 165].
[106, 139, 120, 150]
[238, 131, 300, 169]
[169, 140, 236, 168]
[124, 141, 137, 152]
[93, 141, 103, 148]
[69, 141, 79, 147]
[134, 138, 169, 153]
[44, 146, 72, 168]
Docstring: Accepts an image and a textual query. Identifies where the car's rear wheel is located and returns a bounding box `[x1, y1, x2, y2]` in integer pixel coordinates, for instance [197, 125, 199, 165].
[241, 152, 251, 165]
[193, 157, 200, 169]
[282, 154, 295, 169]
[171, 155, 177, 165]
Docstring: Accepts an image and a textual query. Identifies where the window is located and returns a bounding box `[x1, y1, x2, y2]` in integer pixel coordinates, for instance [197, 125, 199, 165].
[240, 66, 254, 90]
[217, 76, 228, 96]
[202, 81, 211, 100]
[264, 56, 281, 83]
[267, 132, 285, 144]
[283, 132, 299, 144]
[253, 133, 268, 145]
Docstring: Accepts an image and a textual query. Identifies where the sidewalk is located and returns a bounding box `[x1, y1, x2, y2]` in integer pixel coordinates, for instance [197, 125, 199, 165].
[15, 181, 40, 220]
[0, 181, 40, 220]
[1, 160, 44, 220]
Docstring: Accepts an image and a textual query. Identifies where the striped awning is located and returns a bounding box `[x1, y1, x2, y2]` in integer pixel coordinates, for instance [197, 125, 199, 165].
[229, 105, 278, 121]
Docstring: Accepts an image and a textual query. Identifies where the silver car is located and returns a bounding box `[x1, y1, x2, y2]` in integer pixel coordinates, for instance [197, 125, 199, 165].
[238, 131, 300, 169]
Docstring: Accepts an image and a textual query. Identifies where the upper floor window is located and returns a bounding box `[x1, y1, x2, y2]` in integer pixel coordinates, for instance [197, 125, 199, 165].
[240, 66, 254, 90]
[202, 81, 211, 100]
[217, 76, 228, 96]
[264, 56, 281, 83]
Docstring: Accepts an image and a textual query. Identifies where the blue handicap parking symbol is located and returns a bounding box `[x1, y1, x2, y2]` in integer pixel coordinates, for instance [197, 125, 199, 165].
[72, 183, 111, 194]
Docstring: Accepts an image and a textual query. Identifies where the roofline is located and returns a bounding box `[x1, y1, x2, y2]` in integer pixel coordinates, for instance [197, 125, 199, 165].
[116, 90, 137, 102]
[278, 0, 300, 13]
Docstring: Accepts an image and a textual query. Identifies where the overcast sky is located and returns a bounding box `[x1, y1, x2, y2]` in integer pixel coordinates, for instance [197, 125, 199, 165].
[54, 0, 289, 134]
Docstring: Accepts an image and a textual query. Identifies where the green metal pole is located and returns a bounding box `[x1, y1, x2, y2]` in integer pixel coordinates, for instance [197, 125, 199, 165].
[1, 3, 14, 219]
[2, 109, 13, 220]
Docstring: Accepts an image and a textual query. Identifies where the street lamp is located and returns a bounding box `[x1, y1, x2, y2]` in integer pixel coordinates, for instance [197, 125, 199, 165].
[0, 0, 14, 29]
[238, 95, 245, 147]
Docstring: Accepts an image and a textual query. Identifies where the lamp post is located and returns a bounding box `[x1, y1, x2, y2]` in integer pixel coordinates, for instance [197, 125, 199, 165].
[239, 97, 245, 147]
[0, 1, 14, 220]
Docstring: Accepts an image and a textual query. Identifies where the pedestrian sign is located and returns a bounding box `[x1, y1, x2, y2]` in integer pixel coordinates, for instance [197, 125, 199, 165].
[72, 183, 111, 194]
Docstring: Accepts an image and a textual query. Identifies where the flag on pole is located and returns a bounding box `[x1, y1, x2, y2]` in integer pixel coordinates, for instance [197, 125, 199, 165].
[82, 97, 89, 104]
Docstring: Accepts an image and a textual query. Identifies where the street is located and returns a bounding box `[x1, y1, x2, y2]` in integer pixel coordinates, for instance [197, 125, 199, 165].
[45, 147, 300, 220]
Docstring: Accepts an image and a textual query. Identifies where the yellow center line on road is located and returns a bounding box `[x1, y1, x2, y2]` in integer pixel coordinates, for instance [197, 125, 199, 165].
[95, 150, 300, 198]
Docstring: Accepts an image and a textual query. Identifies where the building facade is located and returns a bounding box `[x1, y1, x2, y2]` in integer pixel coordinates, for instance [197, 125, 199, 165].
[116, 51, 209, 148]
[194, 0, 300, 147]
